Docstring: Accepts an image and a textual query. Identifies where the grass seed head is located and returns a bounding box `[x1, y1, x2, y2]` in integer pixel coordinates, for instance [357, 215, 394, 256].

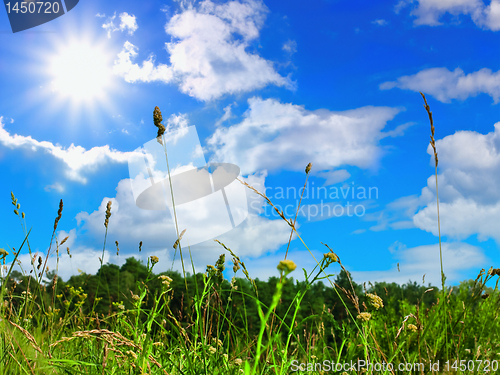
[305, 162, 312, 174]
[104, 201, 112, 228]
[54, 199, 64, 231]
[233, 258, 241, 273]
[153, 106, 166, 145]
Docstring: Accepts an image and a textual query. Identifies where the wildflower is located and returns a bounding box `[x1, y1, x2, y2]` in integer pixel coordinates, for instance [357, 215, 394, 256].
[366, 293, 384, 310]
[407, 324, 418, 333]
[230, 277, 238, 290]
[150, 255, 159, 265]
[117, 304, 125, 310]
[159, 275, 173, 289]
[356, 312, 371, 322]
[208, 346, 217, 354]
[206, 264, 216, 275]
[323, 251, 338, 263]
[234, 358, 243, 366]
[277, 259, 296, 273]
[131, 294, 140, 301]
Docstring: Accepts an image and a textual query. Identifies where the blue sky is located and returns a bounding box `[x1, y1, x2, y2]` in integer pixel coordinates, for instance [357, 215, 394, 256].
[1, 0, 500, 287]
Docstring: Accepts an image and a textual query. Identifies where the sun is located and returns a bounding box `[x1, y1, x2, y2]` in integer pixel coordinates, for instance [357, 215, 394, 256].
[48, 38, 113, 105]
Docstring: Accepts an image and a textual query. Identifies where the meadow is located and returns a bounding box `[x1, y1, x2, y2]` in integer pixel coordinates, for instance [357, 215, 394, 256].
[1, 94, 500, 374]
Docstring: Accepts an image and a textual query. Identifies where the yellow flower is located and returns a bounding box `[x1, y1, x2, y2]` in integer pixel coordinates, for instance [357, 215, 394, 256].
[366, 293, 384, 310]
[407, 324, 418, 332]
[356, 312, 371, 322]
[277, 259, 297, 273]
[323, 252, 338, 263]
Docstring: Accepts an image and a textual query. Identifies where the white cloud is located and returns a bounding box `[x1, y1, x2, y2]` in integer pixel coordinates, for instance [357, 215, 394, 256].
[44, 182, 64, 193]
[0, 116, 144, 184]
[364, 194, 420, 232]
[119, 12, 139, 34]
[412, 123, 500, 242]
[102, 12, 138, 38]
[282, 39, 297, 53]
[399, 0, 500, 31]
[380, 67, 500, 104]
[96, 13, 105, 18]
[373, 122, 500, 243]
[316, 170, 351, 186]
[371, 19, 388, 26]
[71, 170, 292, 275]
[215, 103, 236, 127]
[112, 41, 174, 84]
[207, 97, 404, 175]
[113, 0, 291, 101]
[351, 242, 487, 286]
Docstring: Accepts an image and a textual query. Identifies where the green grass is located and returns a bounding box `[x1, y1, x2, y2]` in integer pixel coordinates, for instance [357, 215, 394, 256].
[1, 96, 500, 374]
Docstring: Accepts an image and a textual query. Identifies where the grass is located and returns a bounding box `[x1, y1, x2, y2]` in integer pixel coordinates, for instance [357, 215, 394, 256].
[1, 95, 500, 374]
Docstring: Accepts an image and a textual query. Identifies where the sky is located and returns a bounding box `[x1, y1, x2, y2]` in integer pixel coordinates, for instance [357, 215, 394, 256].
[1, 0, 500, 288]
